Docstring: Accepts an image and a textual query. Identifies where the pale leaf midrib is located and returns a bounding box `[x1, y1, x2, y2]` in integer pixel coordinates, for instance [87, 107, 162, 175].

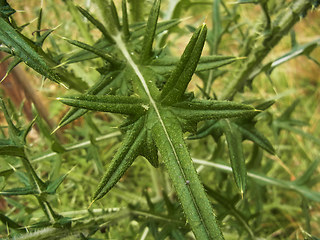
[112, 33, 211, 237]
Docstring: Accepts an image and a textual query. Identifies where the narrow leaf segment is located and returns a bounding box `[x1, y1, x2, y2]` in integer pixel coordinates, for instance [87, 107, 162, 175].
[152, 110, 224, 239]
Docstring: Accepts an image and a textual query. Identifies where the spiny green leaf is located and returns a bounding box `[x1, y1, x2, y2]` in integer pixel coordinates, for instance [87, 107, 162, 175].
[255, 99, 275, 111]
[172, 100, 257, 122]
[212, 0, 222, 53]
[92, 117, 146, 201]
[35, 29, 55, 48]
[0, 143, 25, 158]
[57, 72, 118, 129]
[77, 5, 113, 42]
[35, 7, 43, 39]
[187, 120, 221, 140]
[151, 109, 224, 239]
[204, 185, 255, 239]
[237, 124, 275, 154]
[58, 95, 148, 116]
[140, 122, 158, 167]
[220, 119, 247, 195]
[0, 98, 22, 144]
[0, 18, 61, 84]
[66, 19, 180, 64]
[160, 24, 207, 105]
[149, 55, 237, 75]
[0, 57, 21, 83]
[261, 39, 320, 75]
[64, 0, 94, 44]
[122, 0, 130, 40]
[46, 172, 70, 194]
[0, 213, 24, 232]
[0, 187, 37, 196]
[131, 18, 180, 40]
[94, 0, 121, 36]
[0, 0, 15, 18]
[63, 37, 122, 66]
[140, 0, 161, 63]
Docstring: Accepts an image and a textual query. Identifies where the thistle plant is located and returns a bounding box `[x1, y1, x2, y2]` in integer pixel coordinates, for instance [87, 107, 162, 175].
[0, 0, 319, 239]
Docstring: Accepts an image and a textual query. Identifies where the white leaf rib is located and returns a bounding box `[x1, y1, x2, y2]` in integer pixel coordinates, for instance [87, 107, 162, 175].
[113, 33, 210, 237]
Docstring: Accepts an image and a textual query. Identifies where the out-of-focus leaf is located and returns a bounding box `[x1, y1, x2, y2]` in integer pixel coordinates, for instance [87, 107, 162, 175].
[274, 121, 320, 145]
[235, 0, 258, 3]
[0, 142, 25, 158]
[149, 55, 237, 75]
[220, 119, 247, 194]
[237, 124, 275, 154]
[77, 5, 113, 42]
[0, 57, 21, 83]
[63, 37, 122, 66]
[212, 0, 222, 53]
[193, 158, 320, 202]
[294, 159, 320, 186]
[0, 187, 37, 195]
[0, 0, 15, 18]
[140, 0, 160, 63]
[204, 185, 255, 239]
[64, 0, 94, 44]
[95, 0, 121, 35]
[46, 171, 71, 194]
[265, 39, 320, 74]
[0, 213, 25, 232]
[122, 0, 130, 40]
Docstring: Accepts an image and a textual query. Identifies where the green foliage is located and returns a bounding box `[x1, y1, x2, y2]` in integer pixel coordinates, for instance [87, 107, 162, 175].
[0, 0, 319, 239]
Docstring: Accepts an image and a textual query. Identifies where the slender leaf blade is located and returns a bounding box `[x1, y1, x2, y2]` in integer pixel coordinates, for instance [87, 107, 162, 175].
[172, 100, 257, 122]
[149, 55, 237, 75]
[140, 0, 161, 63]
[151, 109, 224, 239]
[0, 144, 25, 158]
[0, 18, 60, 84]
[160, 24, 207, 105]
[237, 124, 275, 154]
[57, 72, 118, 129]
[92, 117, 146, 201]
[221, 119, 247, 195]
[58, 95, 148, 116]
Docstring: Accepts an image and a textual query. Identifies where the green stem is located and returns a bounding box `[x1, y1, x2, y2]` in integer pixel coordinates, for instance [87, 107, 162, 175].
[10, 209, 130, 240]
[220, 0, 314, 100]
